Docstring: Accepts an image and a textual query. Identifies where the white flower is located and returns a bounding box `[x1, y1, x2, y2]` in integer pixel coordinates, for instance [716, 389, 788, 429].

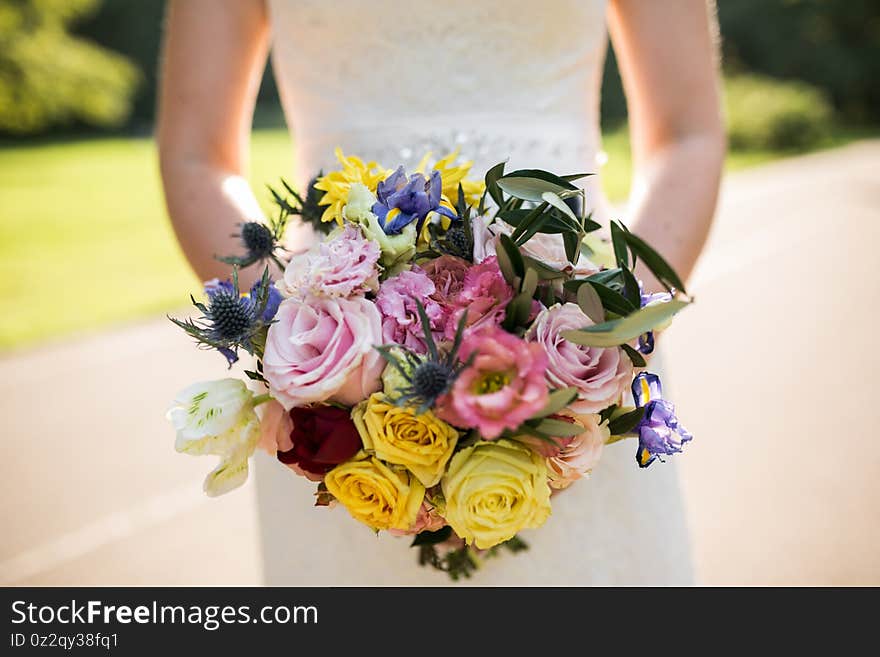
[167, 379, 261, 496]
[342, 182, 377, 223]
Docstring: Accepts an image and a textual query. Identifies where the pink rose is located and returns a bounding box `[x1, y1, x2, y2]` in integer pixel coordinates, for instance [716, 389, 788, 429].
[257, 399, 294, 455]
[444, 256, 514, 339]
[375, 267, 445, 354]
[437, 326, 549, 439]
[388, 501, 447, 536]
[526, 303, 633, 414]
[471, 213, 498, 263]
[488, 221, 601, 277]
[263, 295, 384, 409]
[280, 224, 380, 299]
[545, 411, 610, 489]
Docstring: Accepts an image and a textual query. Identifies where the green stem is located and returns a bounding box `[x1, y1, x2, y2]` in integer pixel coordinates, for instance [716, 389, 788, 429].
[251, 393, 273, 407]
[605, 433, 638, 445]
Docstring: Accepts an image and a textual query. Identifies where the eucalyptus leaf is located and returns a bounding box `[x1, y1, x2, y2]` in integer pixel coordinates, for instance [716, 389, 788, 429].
[622, 231, 687, 294]
[497, 169, 578, 202]
[531, 387, 579, 419]
[560, 299, 689, 348]
[577, 282, 605, 323]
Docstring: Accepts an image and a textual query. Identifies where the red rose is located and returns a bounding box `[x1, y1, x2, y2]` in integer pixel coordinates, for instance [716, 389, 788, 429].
[277, 406, 362, 478]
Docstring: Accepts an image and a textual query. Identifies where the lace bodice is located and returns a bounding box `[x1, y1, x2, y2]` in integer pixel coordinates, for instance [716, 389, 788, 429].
[268, 0, 612, 217]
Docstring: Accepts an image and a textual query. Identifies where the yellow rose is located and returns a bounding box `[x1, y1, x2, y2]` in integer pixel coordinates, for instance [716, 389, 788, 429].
[324, 453, 425, 531]
[442, 439, 552, 550]
[353, 393, 459, 487]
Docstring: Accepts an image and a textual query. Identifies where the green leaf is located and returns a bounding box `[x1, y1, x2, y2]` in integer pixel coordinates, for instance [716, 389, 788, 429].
[576, 281, 605, 323]
[497, 234, 525, 280]
[621, 343, 647, 368]
[520, 267, 538, 297]
[562, 230, 580, 265]
[502, 291, 533, 330]
[531, 387, 579, 419]
[411, 526, 453, 547]
[511, 201, 550, 245]
[607, 406, 646, 435]
[560, 299, 689, 348]
[622, 231, 688, 295]
[610, 221, 629, 269]
[582, 212, 602, 233]
[500, 209, 580, 235]
[541, 191, 581, 228]
[522, 256, 566, 280]
[530, 417, 584, 438]
[561, 173, 595, 183]
[565, 279, 637, 316]
[497, 169, 578, 202]
[620, 266, 642, 308]
[485, 161, 506, 208]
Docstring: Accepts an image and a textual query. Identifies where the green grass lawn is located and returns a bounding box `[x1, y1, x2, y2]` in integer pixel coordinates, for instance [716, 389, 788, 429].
[0, 124, 864, 350]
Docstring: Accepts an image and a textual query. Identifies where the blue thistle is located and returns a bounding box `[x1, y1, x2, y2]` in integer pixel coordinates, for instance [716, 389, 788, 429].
[376, 299, 472, 413]
[169, 267, 280, 367]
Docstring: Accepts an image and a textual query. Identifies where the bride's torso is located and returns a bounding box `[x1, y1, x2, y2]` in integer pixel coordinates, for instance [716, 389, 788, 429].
[267, 0, 611, 217]
[258, 0, 694, 585]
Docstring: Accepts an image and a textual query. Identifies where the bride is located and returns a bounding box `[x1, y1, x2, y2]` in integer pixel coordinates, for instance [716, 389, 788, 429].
[157, 0, 724, 585]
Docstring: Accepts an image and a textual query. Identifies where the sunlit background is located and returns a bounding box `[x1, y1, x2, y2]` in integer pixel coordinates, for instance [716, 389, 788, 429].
[1, 0, 878, 585]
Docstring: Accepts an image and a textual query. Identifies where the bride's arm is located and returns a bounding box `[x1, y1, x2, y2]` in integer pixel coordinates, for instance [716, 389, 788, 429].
[157, 0, 273, 285]
[607, 0, 726, 288]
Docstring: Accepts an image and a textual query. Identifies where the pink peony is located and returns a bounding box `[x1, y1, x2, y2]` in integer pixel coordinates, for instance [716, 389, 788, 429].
[280, 224, 380, 299]
[375, 267, 444, 354]
[437, 326, 549, 439]
[545, 411, 609, 489]
[444, 256, 514, 339]
[526, 303, 633, 414]
[263, 295, 384, 409]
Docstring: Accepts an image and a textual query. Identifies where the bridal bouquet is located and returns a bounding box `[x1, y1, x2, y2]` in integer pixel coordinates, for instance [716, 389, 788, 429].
[167, 149, 693, 579]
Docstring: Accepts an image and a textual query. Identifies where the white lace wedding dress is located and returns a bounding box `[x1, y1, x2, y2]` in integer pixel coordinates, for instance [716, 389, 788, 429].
[255, 0, 694, 585]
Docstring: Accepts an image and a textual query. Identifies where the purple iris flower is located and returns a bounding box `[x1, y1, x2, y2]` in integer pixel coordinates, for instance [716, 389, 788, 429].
[372, 167, 457, 235]
[637, 285, 673, 355]
[249, 278, 281, 322]
[631, 372, 693, 468]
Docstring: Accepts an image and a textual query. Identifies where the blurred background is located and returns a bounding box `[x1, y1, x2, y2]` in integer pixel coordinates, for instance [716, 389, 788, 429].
[1, 0, 877, 585]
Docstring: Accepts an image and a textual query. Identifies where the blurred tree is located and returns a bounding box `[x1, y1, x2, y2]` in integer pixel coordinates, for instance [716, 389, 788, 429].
[719, 0, 880, 123]
[0, 0, 140, 135]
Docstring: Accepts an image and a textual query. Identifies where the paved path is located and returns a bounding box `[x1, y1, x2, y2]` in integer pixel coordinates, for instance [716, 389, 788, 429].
[2, 141, 878, 585]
